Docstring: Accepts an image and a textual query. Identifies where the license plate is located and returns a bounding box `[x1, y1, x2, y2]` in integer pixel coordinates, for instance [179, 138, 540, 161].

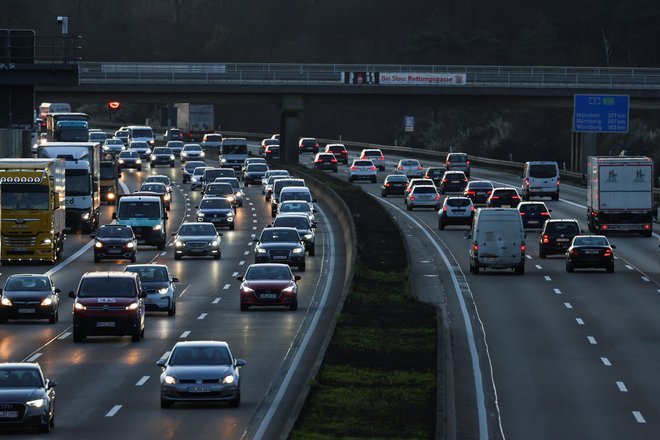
[557, 238, 569, 242]
[108, 249, 122, 254]
[18, 308, 36, 314]
[188, 386, 211, 393]
[502, 205, 511, 208]
[528, 220, 539, 224]
[0, 411, 18, 418]
[12, 247, 27, 252]
[260, 293, 277, 299]
[584, 250, 599, 254]
[96, 321, 116, 327]
[452, 209, 465, 213]
[272, 255, 287, 260]
[189, 249, 204, 253]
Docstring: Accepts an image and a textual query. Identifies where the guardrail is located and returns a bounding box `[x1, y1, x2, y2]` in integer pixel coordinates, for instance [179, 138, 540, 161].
[79, 62, 660, 89]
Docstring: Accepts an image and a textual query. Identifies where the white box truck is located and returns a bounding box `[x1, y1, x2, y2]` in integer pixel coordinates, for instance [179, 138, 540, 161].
[586, 156, 654, 236]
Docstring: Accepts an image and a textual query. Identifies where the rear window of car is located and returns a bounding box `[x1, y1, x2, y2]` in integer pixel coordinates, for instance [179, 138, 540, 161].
[302, 139, 316, 145]
[206, 135, 222, 142]
[427, 168, 445, 176]
[495, 189, 518, 197]
[520, 204, 545, 212]
[79, 277, 136, 298]
[529, 164, 558, 178]
[327, 146, 346, 152]
[545, 222, 579, 234]
[413, 187, 437, 194]
[447, 154, 468, 163]
[468, 181, 493, 189]
[387, 176, 408, 182]
[318, 154, 334, 160]
[445, 173, 465, 180]
[447, 198, 471, 207]
[363, 150, 382, 157]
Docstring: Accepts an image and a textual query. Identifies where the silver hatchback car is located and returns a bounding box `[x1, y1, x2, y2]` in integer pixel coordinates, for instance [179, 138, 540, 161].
[438, 196, 474, 229]
[405, 185, 440, 211]
[348, 159, 377, 183]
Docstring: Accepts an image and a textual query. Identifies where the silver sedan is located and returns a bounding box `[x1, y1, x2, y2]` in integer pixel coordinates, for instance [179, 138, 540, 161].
[173, 222, 222, 260]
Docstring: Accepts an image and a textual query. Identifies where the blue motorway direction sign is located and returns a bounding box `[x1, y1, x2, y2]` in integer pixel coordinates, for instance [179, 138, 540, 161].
[573, 94, 629, 133]
[404, 115, 415, 132]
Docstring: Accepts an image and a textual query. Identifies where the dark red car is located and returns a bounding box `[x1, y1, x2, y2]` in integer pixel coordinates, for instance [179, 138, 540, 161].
[237, 263, 300, 311]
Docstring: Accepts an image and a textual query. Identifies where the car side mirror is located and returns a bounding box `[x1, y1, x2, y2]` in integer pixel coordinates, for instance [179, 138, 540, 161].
[156, 359, 167, 368]
[252, 238, 259, 243]
[265, 224, 272, 228]
[163, 214, 168, 220]
[312, 198, 317, 203]
[171, 277, 179, 283]
[0, 289, 2, 295]
[235, 359, 247, 367]
[218, 232, 224, 236]
[236, 276, 243, 282]
[171, 232, 177, 236]
[68, 291, 75, 298]
[194, 205, 199, 209]
[548, 209, 553, 212]
[91, 234, 96, 239]
[46, 380, 57, 389]
[294, 275, 302, 281]
[312, 222, 318, 228]
[55, 288, 61, 294]
[611, 244, 616, 249]
[118, 172, 122, 178]
[112, 212, 117, 219]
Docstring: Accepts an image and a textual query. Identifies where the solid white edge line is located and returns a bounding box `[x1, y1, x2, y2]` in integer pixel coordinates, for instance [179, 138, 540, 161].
[118, 179, 130, 195]
[57, 332, 72, 340]
[105, 405, 122, 417]
[376, 196, 494, 440]
[45, 241, 94, 277]
[253, 204, 336, 440]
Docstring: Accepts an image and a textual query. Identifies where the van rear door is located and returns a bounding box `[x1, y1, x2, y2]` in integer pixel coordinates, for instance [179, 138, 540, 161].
[528, 163, 558, 194]
[477, 219, 522, 267]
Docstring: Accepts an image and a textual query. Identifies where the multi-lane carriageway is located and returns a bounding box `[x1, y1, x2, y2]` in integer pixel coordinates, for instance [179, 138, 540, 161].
[3, 141, 660, 440]
[0, 151, 349, 439]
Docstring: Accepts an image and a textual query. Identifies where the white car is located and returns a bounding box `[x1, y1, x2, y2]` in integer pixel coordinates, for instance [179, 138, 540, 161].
[277, 200, 316, 223]
[262, 170, 290, 195]
[395, 159, 424, 178]
[201, 133, 223, 149]
[180, 144, 205, 163]
[348, 159, 377, 183]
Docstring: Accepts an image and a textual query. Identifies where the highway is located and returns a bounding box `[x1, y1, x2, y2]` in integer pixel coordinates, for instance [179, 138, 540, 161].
[0, 152, 349, 439]
[323, 148, 659, 439]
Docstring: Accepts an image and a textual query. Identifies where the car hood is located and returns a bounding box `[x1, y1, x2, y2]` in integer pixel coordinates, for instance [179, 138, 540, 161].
[177, 234, 219, 242]
[243, 280, 295, 290]
[198, 208, 233, 215]
[76, 297, 136, 306]
[166, 365, 234, 379]
[257, 242, 302, 250]
[2, 291, 50, 301]
[141, 281, 170, 291]
[97, 238, 132, 245]
[0, 388, 44, 402]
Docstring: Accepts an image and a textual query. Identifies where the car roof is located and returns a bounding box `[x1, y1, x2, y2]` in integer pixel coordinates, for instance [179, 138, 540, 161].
[0, 362, 41, 370]
[82, 271, 138, 279]
[173, 340, 230, 348]
[120, 195, 161, 202]
[125, 263, 168, 270]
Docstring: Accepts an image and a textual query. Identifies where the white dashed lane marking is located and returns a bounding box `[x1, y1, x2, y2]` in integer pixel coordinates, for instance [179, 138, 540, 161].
[198, 313, 207, 320]
[625, 265, 634, 270]
[58, 332, 72, 340]
[544, 276, 551, 281]
[616, 381, 628, 392]
[180, 331, 191, 338]
[633, 411, 646, 423]
[601, 357, 612, 366]
[106, 405, 122, 417]
[223, 284, 230, 290]
[576, 318, 585, 325]
[641, 276, 650, 282]
[135, 376, 149, 386]
[239, 261, 245, 266]
[212, 298, 221, 304]
[588, 336, 597, 345]
[232, 272, 239, 277]
[526, 255, 532, 260]
[535, 265, 542, 270]
[554, 288, 562, 295]
[564, 302, 573, 309]
[244, 251, 249, 255]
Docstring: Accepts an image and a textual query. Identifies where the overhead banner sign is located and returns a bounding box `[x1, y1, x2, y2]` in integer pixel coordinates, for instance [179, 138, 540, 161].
[380, 72, 466, 86]
[341, 72, 467, 86]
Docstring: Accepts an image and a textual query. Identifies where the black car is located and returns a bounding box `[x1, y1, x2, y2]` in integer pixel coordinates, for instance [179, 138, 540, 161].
[150, 147, 175, 167]
[117, 150, 142, 171]
[0, 363, 56, 432]
[539, 219, 581, 258]
[299, 137, 319, 154]
[243, 163, 269, 186]
[313, 153, 338, 172]
[254, 227, 306, 271]
[196, 197, 236, 230]
[518, 202, 551, 229]
[0, 274, 61, 324]
[424, 166, 446, 186]
[139, 182, 171, 210]
[93, 224, 137, 263]
[487, 187, 521, 208]
[463, 180, 494, 205]
[566, 235, 615, 272]
[381, 174, 409, 197]
[272, 213, 317, 256]
[264, 145, 280, 161]
[182, 160, 207, 184]
[440, 171, 468, 194]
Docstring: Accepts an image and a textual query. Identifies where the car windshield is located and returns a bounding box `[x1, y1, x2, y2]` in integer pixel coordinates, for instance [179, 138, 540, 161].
[78, 278, 136, 298]
[120, 151, 138, 158]
[147, 176, 169, 185]
[281, 192, 312, 202]
[206, 184, 232, 195]
[529, 164, 557, 178]
[215, 178, 239, 190]
[1, 184, 49, 210]
[193, 168, 207, 176]
[364, 150, 381, 157]
[141, 184, 165, 193]
[427, 169, 445, 176]
[130, 142, 149, 149]
[223, 144, 247, 154]
[125, 266, 168, 282]
[184, 145, 202, 152]
[178, 224, 217, 236]
[5, 276, 49, 291]
[97, 226, 133, 238]
[402, 160, 419, 166]
[200, 198, 232, 209]
[260, 229, 300, 242]
[574, 237, 609, 246]
[0, 368, 43, 388]
[274, 217, 309, 229]
[153, 148, 171, 154]
[246, 265, 292, 280]
[495, 190, 518, 197]
[185, 162, 205, 172]
[545, 222, 579, 234]
[169, 346, 231, 366]
[100, 165, 115, 180]
[167, 141, 183, 148]
[280, 202, 311, 213]
[354, 161, 373, 167]
[446, 198, 471, 207]
[118, 201, 161, 218]
[444, 173, 465, 180]
[105, 139, 123, 145]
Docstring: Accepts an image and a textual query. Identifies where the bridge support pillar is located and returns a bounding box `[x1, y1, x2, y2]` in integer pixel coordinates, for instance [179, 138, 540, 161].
[570, 132, 597, 175]
[279, 95, 304, 165]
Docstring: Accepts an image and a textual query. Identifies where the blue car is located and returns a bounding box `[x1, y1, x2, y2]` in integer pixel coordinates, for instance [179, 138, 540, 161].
[195, 197, 236, 230]
[518, 201, 551, 229]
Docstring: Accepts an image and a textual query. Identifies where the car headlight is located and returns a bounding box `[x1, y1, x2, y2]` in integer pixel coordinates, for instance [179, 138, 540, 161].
[26, 399, 45, 408]
[242, 286, 254, 294]
[150, 155, 156, 160]
[107, 192, 116, 200]
[256, 248, 267, 254]
[82, 212, 91, 221]
[95, 241, 103, 248]
[211, 240, 219, 247]
[220, 158, 226, 163]
[103, 145, 110, 151]
[192, 177, 199, 182]
[234, 192, 241, 196]
[164, 194, 171, 201]
[200, 152, 205, 157]
[125, 302, 138, 310]
[125, 242, 135, 249]
[181, 152, 188, 157]
[304, 233, 313, 239]
[164, 375, 177, 385]
[292, 248, 304, 254]
[175, 240, 184, 248]
[118, 159, 125, 164]
[153, 224, 162, 231]
[74, 302, 86, 311]
[282, 285, 296, 294]
[136, 159, 142, 164]
[158, 287, 169, 295]
[227, 216, 234, 222]
[1, 297, 12, 306]
[170, 155, 175, 160]
[41, 297, 53, 306]
[226, 196, 235, 202]
[41, 238, 52, 245]
[222, 375, 235, 384]
[146, 149, 152, 154]
[149, 140, 155, 145]
[197, 217, 205, 222]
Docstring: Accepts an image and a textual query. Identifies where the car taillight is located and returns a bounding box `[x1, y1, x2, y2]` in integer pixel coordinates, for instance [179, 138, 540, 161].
[557, 180, 561, 187]
[447, 161, 451, 165]
[463, 179, 468, 182]
[385, 183, 391, 187]
[644, 224, 651, 230]
[378, 156, 384, 160]
[541, 212, 550, 216]
[466, 190, 475, 195]
[369, 166, 377, 170]
[473, 242, 478, 254]
[442, 179, 447, 184]
[315, 143, 319, 148]
[512, 196, 520, 200]
[570, 249, 579, 256]
[435, 194, 440, 201]
[525, 178, 530, 187]
[443, 205, 447, 212]
[331, 159, 337, 163]
[470, 205, 475, 212]
[351, 166, 358, 170]
[467, 160, 471, 165]
[418, 166, 423, 170]
[398, 166, 403, 170]
[542, 234, 549, 243]
[315, 160, 323, 163]
[265, 148, 272, 153]
[520, 212, 526, 216]
[521, 244, 526, 253]
[490, 196, 499, 200]
[604, 249, 613, 257]
[410, 195, 415, 201]
[602, 224, 608, 230]
[487, 191, 492, 195]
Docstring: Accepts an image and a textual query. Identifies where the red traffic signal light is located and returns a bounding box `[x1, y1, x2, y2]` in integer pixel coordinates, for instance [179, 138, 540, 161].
[108, 101, 121, 111]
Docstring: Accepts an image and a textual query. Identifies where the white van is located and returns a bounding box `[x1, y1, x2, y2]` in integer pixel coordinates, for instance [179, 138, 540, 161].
[468, 208, 525, 275]
[521, 161, 560, 201]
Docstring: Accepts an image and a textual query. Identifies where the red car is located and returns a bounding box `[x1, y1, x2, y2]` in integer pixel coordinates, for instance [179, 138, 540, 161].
[237, 263, 301, 311]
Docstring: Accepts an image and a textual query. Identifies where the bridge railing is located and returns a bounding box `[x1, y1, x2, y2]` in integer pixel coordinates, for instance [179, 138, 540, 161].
[78, 62, 660, 89]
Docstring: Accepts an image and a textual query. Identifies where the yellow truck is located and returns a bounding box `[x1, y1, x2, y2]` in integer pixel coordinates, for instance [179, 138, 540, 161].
[0, 158, 66, 264]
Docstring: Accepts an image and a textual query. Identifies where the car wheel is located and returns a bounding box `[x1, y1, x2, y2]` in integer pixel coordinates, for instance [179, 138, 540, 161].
[170, 163, 175, 168]
[130, 255, 136, 263]
[174, 254, 181, 260]
[515, 264, 525, 275]
[566, 261, 574, 272]
[606, 263, 614, 273]
[158, 239, 166, 250]
[73, 329, 85, 342]
[49, 309, 58, 324]
[132, 329, 142, 343]
[214, 253, 220, 260]
[229, 391, 241, 408]
[406, 204, 412, 211]
[265, 195, 270, 201]
[244, 181, 249, 187]
[160, 398, 172, 409]
[290, 301, 298, 311]
[309, 245, 315, 257]
[539, 249, 546, 259]
[371, 177, 377, 183]
[230, 223, 235, 231]
[439, 220, 445, 230]
[240, 303, 249, 312]
[552, 194, 559, 201]
[94, 255, 100, 263]
[38, 419, 51, 433]
[348, 177, 353, 183]
[168, 301, 176, 317]
[382, 193, 387, 198]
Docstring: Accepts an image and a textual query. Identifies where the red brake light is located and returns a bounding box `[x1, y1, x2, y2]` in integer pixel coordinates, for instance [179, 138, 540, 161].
[470, 205, 475, 212]
[265, 149, 271, 153]
[463, 179, 468, 182]
[541, 212, 550, 216]
[490, 196, 499, 200]
[467, 160, 471, 165]
[520, 212, 526, 216]
[473, 243, 478, 253]
[604, 249, 613, 257]
[466, 190, 476, 195]
[447, 161, 451, 165]
[315, 160, 323, 163]
[512, 195, 520, 200]
[435, 194, 440, 201]
[570, 249, 579, 256]
[487, 191, 492, 195]
[385, 183, 391, 187]
[418, 166, 423, 170]
[521, 244, 526, 253]
[398, 166, 403, 170]
[410, 195, 415, 201]
[442, 179, 447, 183]
[351, 166, 358, 171]
[369, 166, 376, 171]
[525, 179, 530, 187]
[602, 224, 608, 230]
[331, 159, 337, 163]
[557, 180, 561, 186]
[443, 205, 447, 212]
[542, 234, 549, 243]
[644, 224, 651, 230]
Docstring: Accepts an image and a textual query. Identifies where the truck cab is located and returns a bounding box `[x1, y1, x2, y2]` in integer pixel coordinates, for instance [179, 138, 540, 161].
[100, 160, 120, 205]
[114, 195, 168, 249]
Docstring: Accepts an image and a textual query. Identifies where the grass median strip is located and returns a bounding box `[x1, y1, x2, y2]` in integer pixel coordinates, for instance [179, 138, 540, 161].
[291, 168, 438, 439]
